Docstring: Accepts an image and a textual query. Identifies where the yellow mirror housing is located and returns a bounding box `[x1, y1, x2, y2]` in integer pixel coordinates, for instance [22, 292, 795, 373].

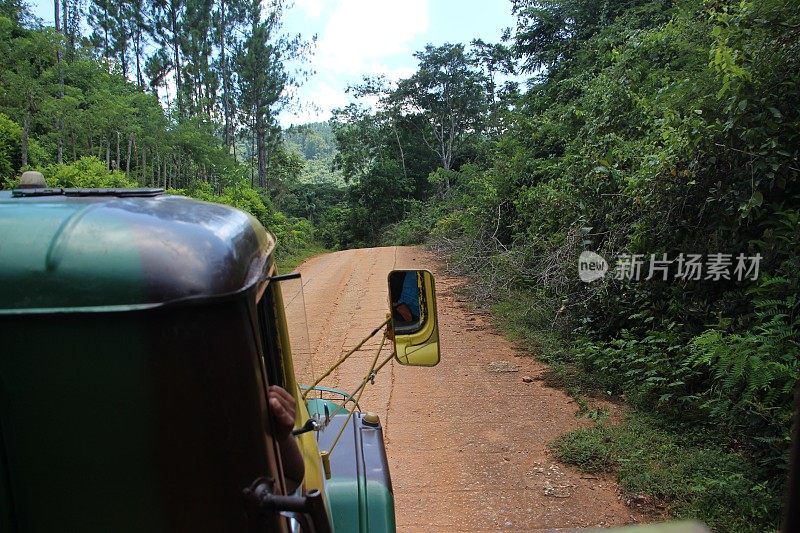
[387, 269, 441, 366]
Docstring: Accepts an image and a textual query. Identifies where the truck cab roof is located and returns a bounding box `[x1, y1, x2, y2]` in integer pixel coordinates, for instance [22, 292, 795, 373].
[0, 189, 275, 313]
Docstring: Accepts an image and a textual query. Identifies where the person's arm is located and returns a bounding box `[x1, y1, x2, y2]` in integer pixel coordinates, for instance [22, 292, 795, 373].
[393, 302, 413, 322]
[268, 385, 305, 493]
[398, 273, 420, 319]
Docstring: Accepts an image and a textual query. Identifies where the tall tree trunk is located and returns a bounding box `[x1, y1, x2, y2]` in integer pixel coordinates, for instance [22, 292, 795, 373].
[120, 38, 129, 79]
[394, 124, 407, 181]
[54, 0, 64, 164]
[134, 27, 143, 88]
[61, 0, 68, 46]
[21, 106, 30, 168]
[221, 0, 230, 149]
[63, 0, 75, 58]
[115, 131, 121, 170]
[103, 2, 110, 71]
[250, 114, 256, 187]
[257, 125, 266, 189]
[170, 2, 183, 116]
[105, 138, 111, 169]
[126, 132, 134, 175]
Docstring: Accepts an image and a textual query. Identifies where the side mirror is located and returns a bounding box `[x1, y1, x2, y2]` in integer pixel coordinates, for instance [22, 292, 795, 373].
[387, 269, 440, 366]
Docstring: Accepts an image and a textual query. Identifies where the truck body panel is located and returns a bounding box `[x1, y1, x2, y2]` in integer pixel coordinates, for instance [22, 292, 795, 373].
[0, 188, 408, 532]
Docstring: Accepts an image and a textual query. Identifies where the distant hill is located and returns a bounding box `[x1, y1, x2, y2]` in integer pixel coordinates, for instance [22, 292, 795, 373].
[283, 122, 337, 161]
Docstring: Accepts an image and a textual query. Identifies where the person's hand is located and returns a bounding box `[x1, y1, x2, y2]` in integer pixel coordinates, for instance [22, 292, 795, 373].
[268, 385, 296, 441]
[268, 385, 305, 491]
[396, 303, 412, 322]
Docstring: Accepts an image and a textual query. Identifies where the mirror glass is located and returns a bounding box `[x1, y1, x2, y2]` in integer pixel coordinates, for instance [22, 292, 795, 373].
[387, 270, 440, 366]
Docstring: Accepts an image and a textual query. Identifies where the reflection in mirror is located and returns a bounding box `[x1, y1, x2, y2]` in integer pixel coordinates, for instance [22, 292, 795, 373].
[389, 270, 425, 334]
[387, 269, 440, 367]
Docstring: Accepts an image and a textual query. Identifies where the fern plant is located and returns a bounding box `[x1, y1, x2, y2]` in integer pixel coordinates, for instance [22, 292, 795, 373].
[687, 276, 799, 469]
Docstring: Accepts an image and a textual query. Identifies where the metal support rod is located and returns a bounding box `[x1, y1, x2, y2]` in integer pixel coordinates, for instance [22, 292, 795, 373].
[324, 340, 394, 457]
[301, 317, 390, 400]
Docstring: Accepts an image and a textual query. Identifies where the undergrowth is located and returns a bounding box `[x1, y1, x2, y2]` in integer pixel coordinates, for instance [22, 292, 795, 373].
[553, 413, 782, 532]
[488, 287, 793, 532]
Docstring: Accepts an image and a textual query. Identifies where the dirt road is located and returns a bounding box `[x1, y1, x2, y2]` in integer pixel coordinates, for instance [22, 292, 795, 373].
[290, 246, 641, 532]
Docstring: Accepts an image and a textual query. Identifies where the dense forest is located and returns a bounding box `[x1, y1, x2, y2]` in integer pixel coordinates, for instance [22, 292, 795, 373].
[0, 0, 798, 530]
[0, 0, 325, 260]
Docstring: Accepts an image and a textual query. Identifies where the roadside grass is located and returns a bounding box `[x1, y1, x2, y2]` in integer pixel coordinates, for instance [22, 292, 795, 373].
[491, 293, 595, 394]
[489, 290, 784, 533]
[552, 413, 780, 532]
[277, 243, 329, 273]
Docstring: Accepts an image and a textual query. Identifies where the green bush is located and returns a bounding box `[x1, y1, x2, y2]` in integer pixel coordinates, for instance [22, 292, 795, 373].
[42, 156, 135, 188]
[0, 112, 21, 180]
[381, 199, 437, 246]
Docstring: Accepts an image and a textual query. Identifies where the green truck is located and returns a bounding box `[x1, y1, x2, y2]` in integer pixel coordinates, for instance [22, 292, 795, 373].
[0, 183, 440, 532]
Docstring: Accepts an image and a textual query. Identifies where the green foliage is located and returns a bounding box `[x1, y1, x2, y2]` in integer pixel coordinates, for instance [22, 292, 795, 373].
[381, 200, 435, 246]
[492, 290, 567, 359]
[553, 413, 782, 532]
[328, 39, 511, 247]
[276, 241, 328, 273]
[392, 43, 489, 175]
[284, 122, 339, 162]
[0, 112, 20, 179]
[42, 156, 135, 187]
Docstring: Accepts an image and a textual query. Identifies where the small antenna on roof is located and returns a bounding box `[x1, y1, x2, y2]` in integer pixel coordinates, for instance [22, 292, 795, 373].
[18, 171, 46, 189]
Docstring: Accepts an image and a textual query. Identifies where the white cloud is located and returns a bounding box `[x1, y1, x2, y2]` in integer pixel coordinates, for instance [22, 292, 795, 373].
[280, 80, 350, 126]
[280, 0, 429, 125]
[293, 0, 326, 19]
[315, 0, 429, 76]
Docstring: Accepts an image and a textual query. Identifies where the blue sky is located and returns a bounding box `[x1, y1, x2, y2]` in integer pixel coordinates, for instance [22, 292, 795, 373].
[29, 0, 518, 126]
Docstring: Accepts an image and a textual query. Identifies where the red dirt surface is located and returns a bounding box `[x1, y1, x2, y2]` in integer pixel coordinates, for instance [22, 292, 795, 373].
[290, 246, 643, 532]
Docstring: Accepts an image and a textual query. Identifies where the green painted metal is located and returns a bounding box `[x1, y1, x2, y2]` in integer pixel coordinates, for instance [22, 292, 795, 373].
[306, 398, 350, 418]
[365, 481, 396, 532]
[0, 190, 398, 532]
[326, 480, 360, 532]
[0, 195, 145, 311]
[317, 413, 395, 533]
[0, 191, 275, 313]
[302, 384, 359, 419]
[326, 481, 395, 533]
[1, 298, 281, 532]
[0, 191, 285, 531]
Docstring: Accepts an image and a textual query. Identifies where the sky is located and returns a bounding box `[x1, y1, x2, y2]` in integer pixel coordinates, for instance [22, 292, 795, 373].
[29, 0, 518, 126]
